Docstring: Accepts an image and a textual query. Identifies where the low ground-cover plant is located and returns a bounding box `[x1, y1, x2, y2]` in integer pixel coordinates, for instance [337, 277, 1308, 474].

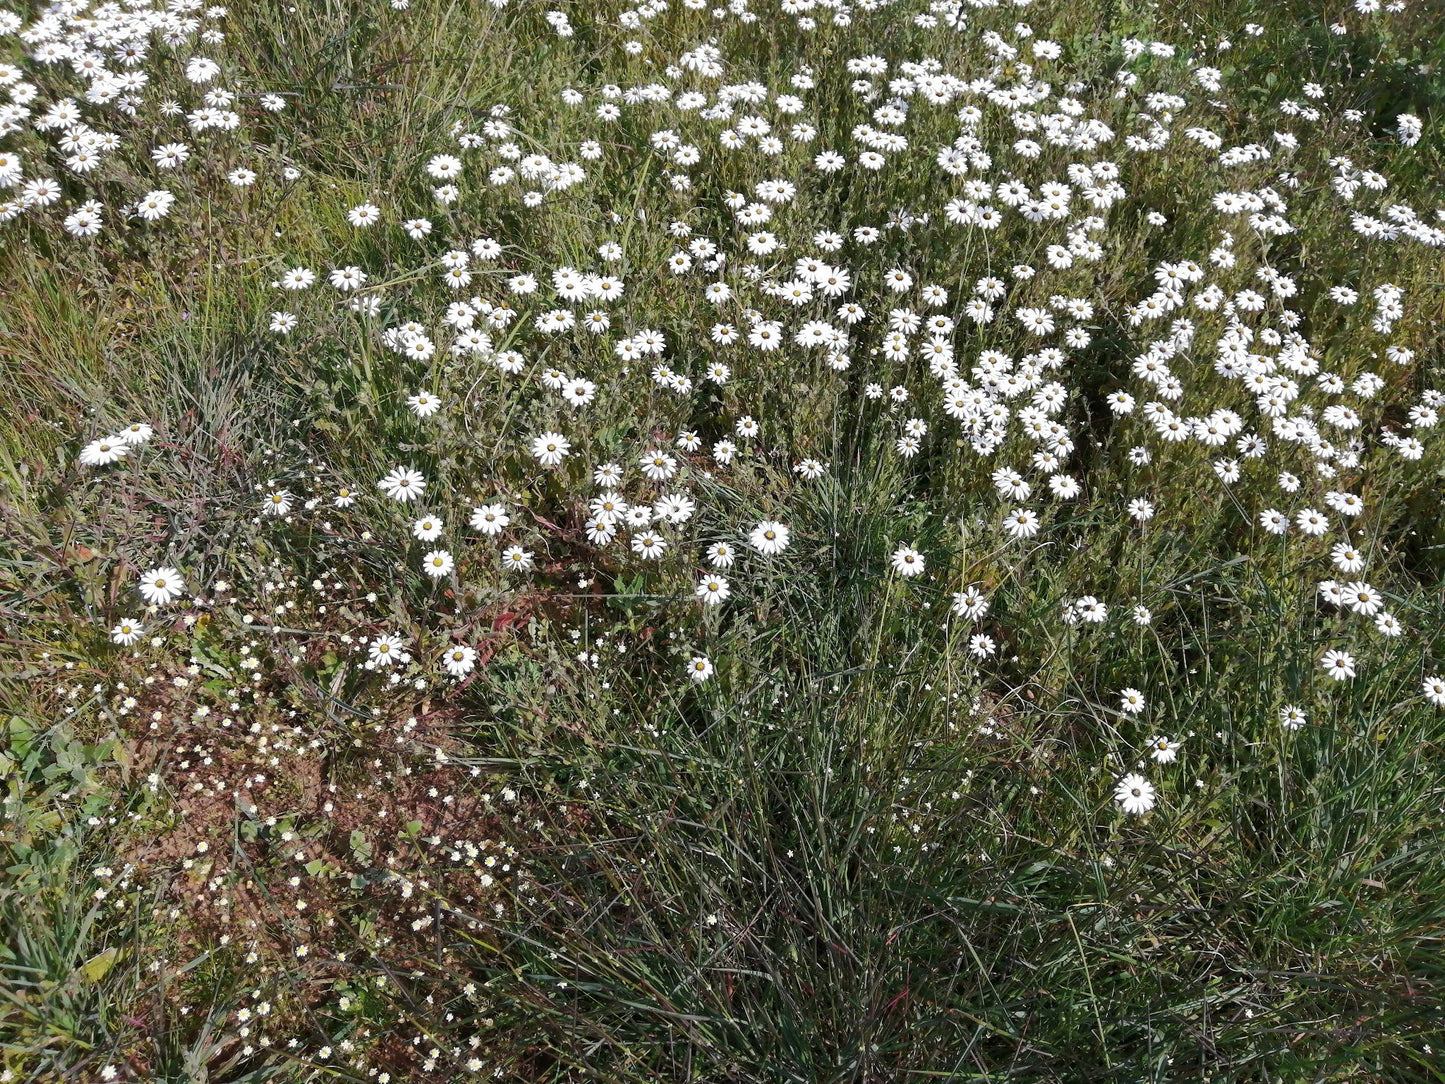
[2, 0, 1444, 1079]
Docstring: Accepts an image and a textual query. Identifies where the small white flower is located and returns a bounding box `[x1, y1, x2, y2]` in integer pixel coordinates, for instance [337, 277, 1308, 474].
[749, 520, 790, 556]
[80, 437, 128, 467]
[422, 549, 454, 579]
[368, 633, 409, 668]
[1279, 705, 1308, 730]
[110, 618, 144, 646]
[531, 432, 571, 467]
[630, 532, 667, 559]
[470, 504, 510, 536]
[1003, 508, 1040, 540]
[134, 189, 175, 221]
[442, 645, 478, 678]
[138, 567, 185, 606]
[262, 490, 293, 516]
[1146, 736, 1180, 764]
[951, 586, 989, 620]
[279, 268, 315, 291]
[890, 546, 925, 577]
[1113, 773, 1156, 815]
[1321, 649, 1356, 681]
[639, 449, 678, 481]
[696, 574, 730, 605]
[1423, 676, 1445, 708]
[501, 545, 534, 572]
[347, 203, 382, 227]
[706, 542, 736, 568]
[594, 463, 625, 487]
[378, 466, 426, 502]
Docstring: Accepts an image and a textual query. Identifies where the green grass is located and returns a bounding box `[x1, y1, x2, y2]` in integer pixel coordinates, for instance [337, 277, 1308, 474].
[3, 0, 1445, 1080]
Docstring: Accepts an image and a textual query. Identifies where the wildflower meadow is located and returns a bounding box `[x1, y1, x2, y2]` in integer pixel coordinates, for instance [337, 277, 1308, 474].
[2, 0, 1444, 1079]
